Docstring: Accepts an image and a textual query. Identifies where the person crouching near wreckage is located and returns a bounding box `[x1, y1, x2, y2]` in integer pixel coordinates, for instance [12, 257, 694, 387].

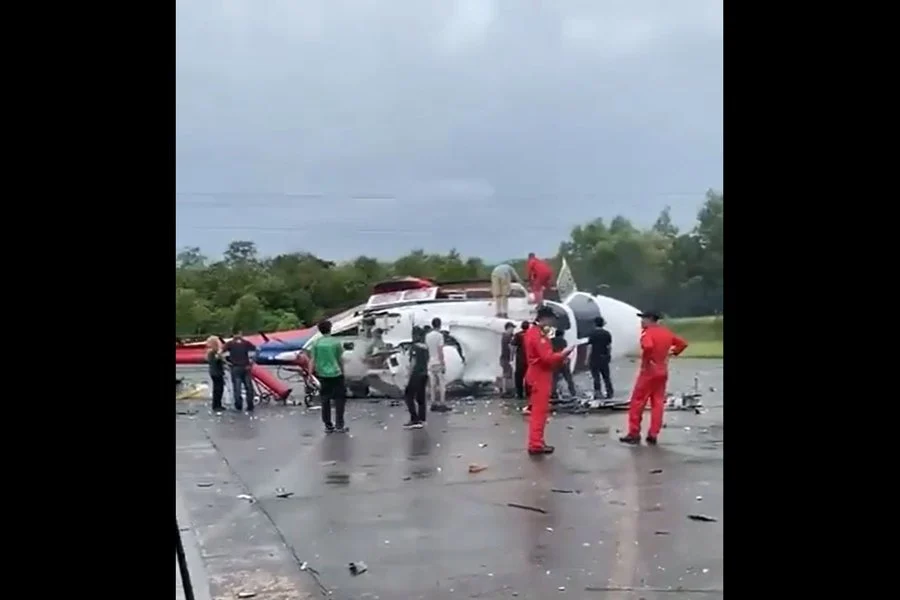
[620, 311, 688, 446]
[403, 326, 430, 429]
[524, 306, 575, 455]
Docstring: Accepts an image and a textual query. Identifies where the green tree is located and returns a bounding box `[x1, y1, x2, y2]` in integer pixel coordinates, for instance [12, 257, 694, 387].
[175, 190, 724, 335]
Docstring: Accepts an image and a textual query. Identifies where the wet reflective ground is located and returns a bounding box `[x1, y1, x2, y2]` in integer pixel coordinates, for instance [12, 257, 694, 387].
[176, 359, 723, 600]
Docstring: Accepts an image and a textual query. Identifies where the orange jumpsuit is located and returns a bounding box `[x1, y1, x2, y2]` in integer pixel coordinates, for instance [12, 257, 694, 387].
[526, 257, 553, 304]
[627, 324, 688, 438]
[524, 325, 567, 450]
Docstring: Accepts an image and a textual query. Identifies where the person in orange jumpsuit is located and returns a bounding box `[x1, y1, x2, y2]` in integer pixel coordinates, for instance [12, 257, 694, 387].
[525, 253, 554, 304]
[620, 311, 688, 445]
[524, 306, 575, 455]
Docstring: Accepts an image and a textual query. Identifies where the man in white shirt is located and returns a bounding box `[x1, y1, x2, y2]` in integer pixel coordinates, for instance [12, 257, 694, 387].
[424, 317, 447, 409]
[490, 263, 521, 318]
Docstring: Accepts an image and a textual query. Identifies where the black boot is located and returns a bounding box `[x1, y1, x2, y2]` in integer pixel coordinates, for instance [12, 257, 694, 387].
[619, 435, 641, 445]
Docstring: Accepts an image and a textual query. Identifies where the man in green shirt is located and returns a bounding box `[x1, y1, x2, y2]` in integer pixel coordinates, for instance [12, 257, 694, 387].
[308, 319, 347, 433]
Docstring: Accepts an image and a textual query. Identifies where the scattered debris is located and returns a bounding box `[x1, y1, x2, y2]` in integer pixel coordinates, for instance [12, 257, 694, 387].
[584, 426, 610, 435]
[478, 443, 488, 448]
[236, 494, 255, 502]
[402, 476, 412, 481]
[275, 487, 294, 499]
[688, 514, 718, 522]
[695, 495, 703, 501]
[237, 592, 257, 598]
[196, 482, 214, 488]
[507, 502, 548, 514]
[550, 488, 577, 494]
[650, 468, 663, 474]
[654, 530, 670, 535]
[348, 561, 368, 576]
[468, 464, 488, 473]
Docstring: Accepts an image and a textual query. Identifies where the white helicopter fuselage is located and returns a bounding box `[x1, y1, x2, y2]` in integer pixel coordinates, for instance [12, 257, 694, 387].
[281, 280, 641, 398]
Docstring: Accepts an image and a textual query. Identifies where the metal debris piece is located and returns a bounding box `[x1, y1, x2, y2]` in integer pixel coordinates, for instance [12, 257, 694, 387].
[468, 464, 488, 473]
[402, 476, 412, 481]
[507, 502, 548, 514]
[550, 488, 577, 494]
[688, 514, 718, 522]
[236, 592, 257, 598]
[584, 426, 610, 435]
[478, 443, 488, 448]
[348, 561, 368, 576]
[650, 468, 663, 474]
[196, 482, 214, 488]
[654, 530, 670, 535]
[236, 494, 255, 502]
[275, 487, 294, 499]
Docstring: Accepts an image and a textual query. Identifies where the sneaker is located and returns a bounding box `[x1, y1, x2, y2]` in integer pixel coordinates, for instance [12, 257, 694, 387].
[619, 435, 641, 445]
[212, 406, 225, 412]
[402, 421, 423, 429]
[645, 436, 658, 445]
[527, 445, 555, 455]
[334, 426, 349, 433]
[324, 425, 335, 434]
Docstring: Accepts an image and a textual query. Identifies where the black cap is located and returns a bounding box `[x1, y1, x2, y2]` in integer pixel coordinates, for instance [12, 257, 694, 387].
[637, 310, 662, 321]
[536, 306, 556, 320]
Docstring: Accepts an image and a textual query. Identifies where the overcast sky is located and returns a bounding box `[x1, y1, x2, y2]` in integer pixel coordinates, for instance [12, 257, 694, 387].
[176, 0, 723, 261]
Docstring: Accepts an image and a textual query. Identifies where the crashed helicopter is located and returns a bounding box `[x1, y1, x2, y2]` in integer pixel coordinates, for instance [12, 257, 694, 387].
[272, 261, 644, 399]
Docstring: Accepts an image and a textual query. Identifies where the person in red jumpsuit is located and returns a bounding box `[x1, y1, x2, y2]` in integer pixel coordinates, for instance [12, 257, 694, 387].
[524, 306, 575, 455]
[525, 253, 554, 304]
[620, 311, 688, 445]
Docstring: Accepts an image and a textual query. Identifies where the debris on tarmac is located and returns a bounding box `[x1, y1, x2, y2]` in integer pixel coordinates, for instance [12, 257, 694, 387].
[468, 463, 488, 473]
[196, 481, 214, 487]
[550, 488, 578, 494]
[650, 468, 663, 474]
[236, 494, 255, 502]
[585, 426, 610, 435]
[688, 514, 718, 522]
[275, 487, 294, 498]
[507, 502, 548, 514]
[348, 561, 368, 575]
[478, 443, 488, 448]
[236, 592, 257, 598]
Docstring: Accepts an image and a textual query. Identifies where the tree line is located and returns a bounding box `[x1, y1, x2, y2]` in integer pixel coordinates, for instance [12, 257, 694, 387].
[176, 190, 723, 336]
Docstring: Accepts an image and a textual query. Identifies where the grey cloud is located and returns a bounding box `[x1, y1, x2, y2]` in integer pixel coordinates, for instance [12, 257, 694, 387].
[176, 0, 722, 260]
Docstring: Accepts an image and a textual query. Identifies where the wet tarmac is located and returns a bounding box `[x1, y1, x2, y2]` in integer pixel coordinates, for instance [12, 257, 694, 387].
[176, 359, 723, 600]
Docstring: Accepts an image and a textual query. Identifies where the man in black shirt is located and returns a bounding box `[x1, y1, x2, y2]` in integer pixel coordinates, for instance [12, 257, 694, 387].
[511, 321, 530, 400]
[403, 326, 429, 429]
[586, 317, 614, 399]
[498, 322, 515, 396]
[551, 330, 577, 398]
[223, 331, 258, 412]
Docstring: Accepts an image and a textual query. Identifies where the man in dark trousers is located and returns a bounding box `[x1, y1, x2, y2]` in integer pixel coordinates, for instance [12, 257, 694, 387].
[498, 322, 515, 396]
[551, 330, 577, 398]
[308, 320, 348, 433]
[511, 321, 530, 401]
[223, 331, 257, 413]
[586, 316, 614, 399]
[403, 326, 429, 429]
